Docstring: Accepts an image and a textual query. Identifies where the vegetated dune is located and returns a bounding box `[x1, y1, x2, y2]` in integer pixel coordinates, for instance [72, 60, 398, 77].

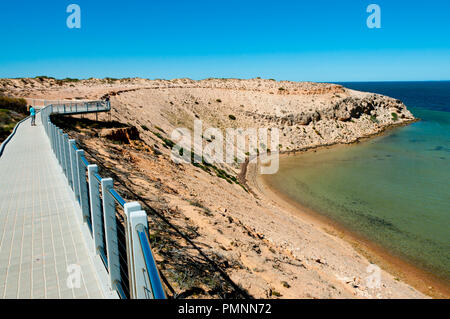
[3, 77, 426, 299]
[0, 96, 28, 143]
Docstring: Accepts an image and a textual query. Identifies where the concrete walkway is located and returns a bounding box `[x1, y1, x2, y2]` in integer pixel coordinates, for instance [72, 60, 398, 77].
[0, 115, 110, 298]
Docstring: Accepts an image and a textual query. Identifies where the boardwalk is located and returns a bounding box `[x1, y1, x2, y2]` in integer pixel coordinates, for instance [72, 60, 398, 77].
[0, 114, 113, 299]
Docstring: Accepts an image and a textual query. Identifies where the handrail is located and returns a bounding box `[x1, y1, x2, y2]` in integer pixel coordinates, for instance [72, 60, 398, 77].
[50, 100, 111, 115]
[81, 156, 89, 167]
[109, 189, 126, 207]
[115, 282, 128, 300]
[136, 224, 166, 299]
[38, 101, 165, 299]
[94, 173, 102, 183]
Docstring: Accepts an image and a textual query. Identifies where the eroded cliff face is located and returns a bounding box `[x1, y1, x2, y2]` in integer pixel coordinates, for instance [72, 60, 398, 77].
[271, 92, 414, 151]
[241, 92, 414, 150]
[104, 83, 415, 159]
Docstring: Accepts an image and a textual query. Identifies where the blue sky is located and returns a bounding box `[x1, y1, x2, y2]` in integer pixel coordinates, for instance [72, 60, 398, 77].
[0, 0, 449, 81]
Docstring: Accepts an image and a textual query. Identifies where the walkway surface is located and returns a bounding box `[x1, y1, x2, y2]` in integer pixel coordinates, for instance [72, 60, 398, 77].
[0, 115, 109, 298]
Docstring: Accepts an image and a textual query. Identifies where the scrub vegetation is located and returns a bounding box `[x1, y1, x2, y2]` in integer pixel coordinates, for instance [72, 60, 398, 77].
[0, 96, 28, 143]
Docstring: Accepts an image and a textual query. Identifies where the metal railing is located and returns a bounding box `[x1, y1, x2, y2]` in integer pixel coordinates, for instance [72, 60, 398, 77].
[40, 101, 166, 299]
[49, 101, 111, 115]
[137, 225, 167, 299]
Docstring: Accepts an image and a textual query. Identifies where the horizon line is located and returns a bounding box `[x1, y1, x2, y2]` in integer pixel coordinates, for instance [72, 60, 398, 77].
[1, 76, 450, 83]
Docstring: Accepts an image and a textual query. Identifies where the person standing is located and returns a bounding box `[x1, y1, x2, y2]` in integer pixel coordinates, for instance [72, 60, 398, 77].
[30, 105, 36, 126]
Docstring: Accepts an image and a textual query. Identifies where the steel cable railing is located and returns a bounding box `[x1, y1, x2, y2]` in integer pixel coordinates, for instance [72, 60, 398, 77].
[39, 101, 166, 299]
[137, 225, 166, 299]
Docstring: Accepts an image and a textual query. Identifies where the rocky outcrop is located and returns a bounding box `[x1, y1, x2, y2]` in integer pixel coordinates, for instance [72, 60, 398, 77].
[99, 126, 140, 144]
[330, 95, 410, 122]
[245, 94, 413, 128]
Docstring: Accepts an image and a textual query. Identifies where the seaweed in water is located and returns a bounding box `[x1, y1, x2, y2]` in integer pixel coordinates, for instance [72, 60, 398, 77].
[430, 145, 450, 152]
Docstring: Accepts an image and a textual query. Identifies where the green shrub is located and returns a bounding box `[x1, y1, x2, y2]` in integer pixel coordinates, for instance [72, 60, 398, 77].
[228, 114, 236, 120]
[155, 126, 165, 133]
[391, 112, 398, 121]
[0, 96, 27, 114]
[370, 115, 379, 123]
[54, 78, 80, 86]
[281, 281, 290, 288]
[152, 131, 175, 148]
[216, 99, 222, 103]
[141, 125, 149, 131]
[104, 77, 118, 83]
[271, 290, 282, 297]
[35, 75, 55, 81]
[62, 78, 80, 82]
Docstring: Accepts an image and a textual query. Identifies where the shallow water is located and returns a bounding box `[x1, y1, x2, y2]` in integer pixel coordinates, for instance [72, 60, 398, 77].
[265, 82, 450, 282]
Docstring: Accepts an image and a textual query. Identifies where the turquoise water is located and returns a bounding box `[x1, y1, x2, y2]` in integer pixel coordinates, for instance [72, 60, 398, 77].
[266, 82, 450, 282]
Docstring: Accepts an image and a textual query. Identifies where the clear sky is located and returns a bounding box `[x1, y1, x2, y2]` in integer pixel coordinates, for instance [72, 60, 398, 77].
[0, 0, 449, 81]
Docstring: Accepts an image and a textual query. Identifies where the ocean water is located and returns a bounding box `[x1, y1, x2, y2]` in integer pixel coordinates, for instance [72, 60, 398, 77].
[265, 82, 450, 282]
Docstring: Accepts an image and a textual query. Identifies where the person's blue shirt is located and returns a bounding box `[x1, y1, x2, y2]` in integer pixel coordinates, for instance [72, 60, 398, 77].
[30, 107, 35, 116]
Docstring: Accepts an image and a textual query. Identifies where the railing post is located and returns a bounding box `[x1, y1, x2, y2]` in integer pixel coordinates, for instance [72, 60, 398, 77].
[101, 178, 121, 290]
[64, 134, 73, 188]
[48, 122, 53, 150]
[124, 202, 148, 299]
[88, 165, 105, 255]
[53, 125, 57, 153]
[50, 124, 54, 152]
[76, 149, 90, 223]
[55, 128, 62, 164]
[56, 127, 60, 160]
[69, 139, 80, 199]
[59, 129, 65, 168]
[60, 130, 67, 176]
[53, 125, 57, 158]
